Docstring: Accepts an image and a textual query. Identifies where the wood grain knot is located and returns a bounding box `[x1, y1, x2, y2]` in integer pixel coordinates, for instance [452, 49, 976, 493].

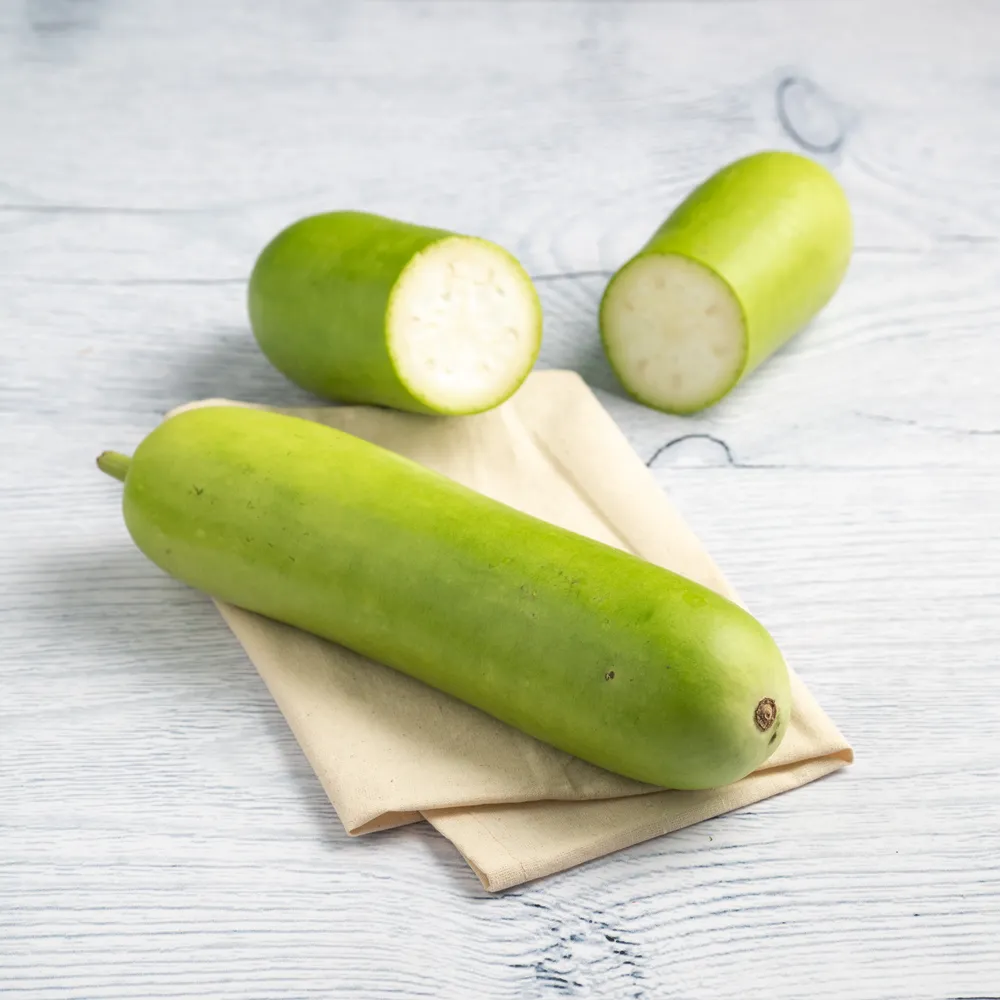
[776, 75, 846, 154]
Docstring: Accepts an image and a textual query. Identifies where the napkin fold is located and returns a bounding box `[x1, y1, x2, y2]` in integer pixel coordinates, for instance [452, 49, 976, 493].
[174, 371, 852, 891]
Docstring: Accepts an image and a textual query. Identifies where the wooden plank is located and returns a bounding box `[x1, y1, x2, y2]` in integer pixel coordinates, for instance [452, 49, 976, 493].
[2, 1, 998, 997]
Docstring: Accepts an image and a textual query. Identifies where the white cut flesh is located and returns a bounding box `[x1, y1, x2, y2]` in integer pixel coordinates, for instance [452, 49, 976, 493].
[602, 255, 746, 413]
[389, 238, 540, 412]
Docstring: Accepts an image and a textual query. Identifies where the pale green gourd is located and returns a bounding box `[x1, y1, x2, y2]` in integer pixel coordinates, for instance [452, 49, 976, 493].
[601, 151, 853, 413]
[98, 405, 791, 790]
[249, 211, 542, 415]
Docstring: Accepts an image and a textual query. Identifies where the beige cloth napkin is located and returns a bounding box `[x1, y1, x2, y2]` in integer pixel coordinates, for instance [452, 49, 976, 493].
[173, 371, 852, 891]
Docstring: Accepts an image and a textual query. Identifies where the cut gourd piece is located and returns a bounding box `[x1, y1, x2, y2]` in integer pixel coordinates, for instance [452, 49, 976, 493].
[249, 211, 543, 416]
[600, 254, 746, 414]
[599, 151, 853, 414]
[389, 237, 541, 414]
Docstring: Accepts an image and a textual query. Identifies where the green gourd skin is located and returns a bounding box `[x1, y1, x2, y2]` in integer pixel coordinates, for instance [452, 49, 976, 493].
[99, 406, 791, 790]
[651, 151, 852, 374]
[248, 211, 542, 415]
[600, 151, 853, 412]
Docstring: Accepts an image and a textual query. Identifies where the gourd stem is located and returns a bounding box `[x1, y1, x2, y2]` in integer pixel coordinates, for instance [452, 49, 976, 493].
[96, 451, 131, 483]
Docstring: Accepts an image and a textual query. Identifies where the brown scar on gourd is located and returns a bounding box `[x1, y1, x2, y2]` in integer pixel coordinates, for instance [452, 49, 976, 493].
[755, 697, 777, 732]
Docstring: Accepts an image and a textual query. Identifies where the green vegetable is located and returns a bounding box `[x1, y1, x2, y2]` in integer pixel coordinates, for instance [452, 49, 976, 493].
[600, 151, 853, 414]
[97, 405, 791, 790]
[248, 211, 542, 415]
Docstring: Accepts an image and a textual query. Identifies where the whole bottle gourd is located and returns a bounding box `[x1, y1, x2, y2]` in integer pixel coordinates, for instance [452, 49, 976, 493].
[98, 406, 791, 790]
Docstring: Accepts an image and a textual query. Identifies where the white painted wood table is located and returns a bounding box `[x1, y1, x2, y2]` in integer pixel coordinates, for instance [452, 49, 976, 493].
[2, 1, 998, 997]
